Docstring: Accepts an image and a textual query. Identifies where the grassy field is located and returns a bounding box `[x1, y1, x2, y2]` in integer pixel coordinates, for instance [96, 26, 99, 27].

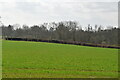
[2, 40, 118, 78]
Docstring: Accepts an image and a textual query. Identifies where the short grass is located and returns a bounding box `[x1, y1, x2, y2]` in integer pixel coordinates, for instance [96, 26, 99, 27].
[2, 40, 118, 78]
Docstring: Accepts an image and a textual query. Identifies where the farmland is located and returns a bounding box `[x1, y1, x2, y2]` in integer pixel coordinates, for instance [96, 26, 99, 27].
[2, 40, 118, 78]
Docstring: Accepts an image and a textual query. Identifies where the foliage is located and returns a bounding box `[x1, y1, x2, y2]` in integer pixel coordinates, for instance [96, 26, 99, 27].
[1, 21, 119, 45]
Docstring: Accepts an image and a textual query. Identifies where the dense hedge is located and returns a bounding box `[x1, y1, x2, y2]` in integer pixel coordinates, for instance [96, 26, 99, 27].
[5, 37, 120, 49]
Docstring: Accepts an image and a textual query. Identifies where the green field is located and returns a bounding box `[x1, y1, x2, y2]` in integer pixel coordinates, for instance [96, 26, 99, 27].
[2, 40, 118, 78]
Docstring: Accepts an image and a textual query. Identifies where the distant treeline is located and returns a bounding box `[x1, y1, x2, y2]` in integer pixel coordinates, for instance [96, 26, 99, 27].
[1, 21, 120, 46]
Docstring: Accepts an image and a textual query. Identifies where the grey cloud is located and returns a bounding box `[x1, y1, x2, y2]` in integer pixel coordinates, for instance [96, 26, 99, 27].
[15, 2, 40, 14]
[0, 1, 118, 26]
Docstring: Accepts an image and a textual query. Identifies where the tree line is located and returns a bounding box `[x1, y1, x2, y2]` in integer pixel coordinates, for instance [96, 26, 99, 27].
[1, 21, 120, 46]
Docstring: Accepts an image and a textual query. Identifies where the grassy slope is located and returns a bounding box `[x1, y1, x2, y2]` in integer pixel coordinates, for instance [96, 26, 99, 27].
[2, 40, 118, 78]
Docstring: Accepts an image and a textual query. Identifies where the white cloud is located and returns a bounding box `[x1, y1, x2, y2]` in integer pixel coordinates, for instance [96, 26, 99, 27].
[0, 0, 118, 27]
[0, 0, 119, 2]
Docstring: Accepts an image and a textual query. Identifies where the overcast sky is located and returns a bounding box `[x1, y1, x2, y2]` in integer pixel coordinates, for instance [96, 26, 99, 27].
[0, 0, 119, 27]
